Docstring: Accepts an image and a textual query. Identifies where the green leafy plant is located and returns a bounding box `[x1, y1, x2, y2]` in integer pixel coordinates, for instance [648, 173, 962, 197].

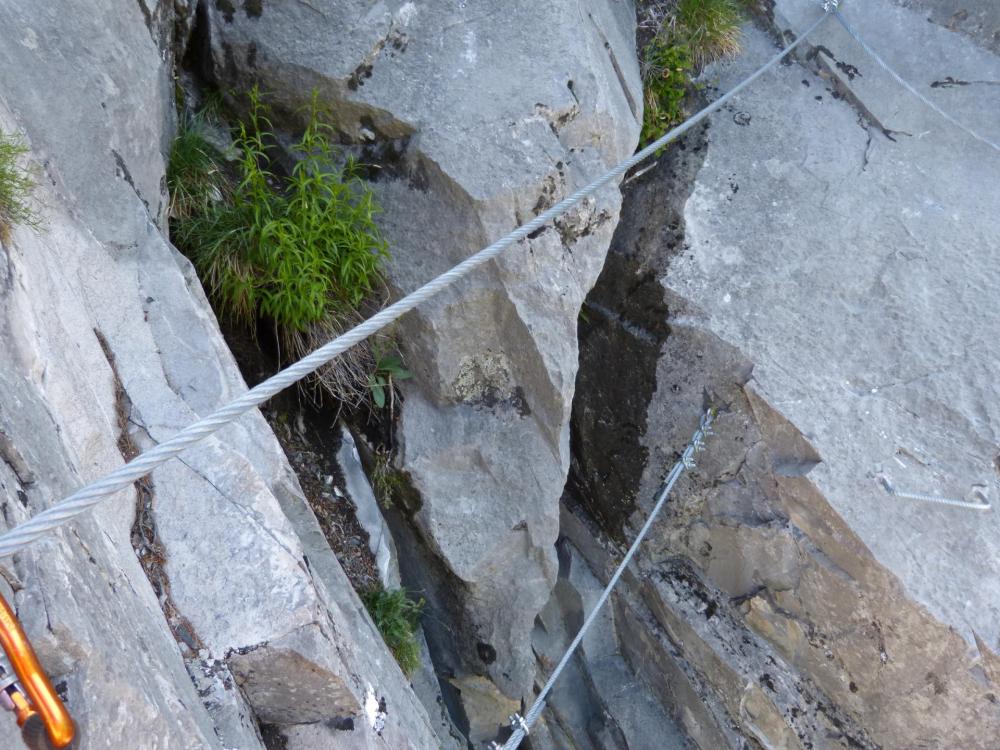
[368, 351, 412, 410]
[638, 0, 744, 150]
[0, 130, 40, 242]
[169, 87, 390, 404]
[362, 587, 424, 676]
[640, 39, 694, 149]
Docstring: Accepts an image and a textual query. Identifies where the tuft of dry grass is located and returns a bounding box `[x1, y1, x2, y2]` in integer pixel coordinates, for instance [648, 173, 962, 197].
[676, 0, 744, 67]
[280, 307, 387, 410]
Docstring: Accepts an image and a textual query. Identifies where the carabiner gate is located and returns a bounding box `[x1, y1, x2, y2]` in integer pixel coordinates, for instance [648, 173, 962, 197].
[0, 591, 75, 749]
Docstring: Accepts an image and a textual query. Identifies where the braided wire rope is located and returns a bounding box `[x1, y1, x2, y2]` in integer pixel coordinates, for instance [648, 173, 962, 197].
[500, 411, 716, 750]
[832, 8, 999, 152]
[0, 8, 831, 560]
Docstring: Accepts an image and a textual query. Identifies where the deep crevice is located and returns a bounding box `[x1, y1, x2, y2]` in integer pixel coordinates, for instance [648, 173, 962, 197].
[567, 115, 710, 541]
[93, 329, 205, 656]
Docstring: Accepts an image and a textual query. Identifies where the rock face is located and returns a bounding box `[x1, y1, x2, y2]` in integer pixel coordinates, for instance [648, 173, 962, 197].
[568, 1, 1000, 748]
[0, 2, 440, 748]
[202, 0, 642, 700]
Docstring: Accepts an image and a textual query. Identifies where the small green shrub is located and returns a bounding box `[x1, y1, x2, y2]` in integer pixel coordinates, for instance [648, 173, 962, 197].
[169, 87, 390, 404]
[0, 131, 39, 242]
[174, 87, 388, 332]
[362, 587, 424, 676]
[638, 0, 744, 151]
[368, 350, 412, 411]
[640, 39, 694, 148]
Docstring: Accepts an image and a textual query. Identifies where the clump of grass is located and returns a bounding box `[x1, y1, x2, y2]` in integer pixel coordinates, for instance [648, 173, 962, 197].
[675, 0, 743, 67]
[168, 87, 390, 405]
[638, 0, 744, 150]
[0, 131, 40, 242]
[166, 121, 230, 220]
[362, 587, 424, 676]
[370, 448, 405, 508]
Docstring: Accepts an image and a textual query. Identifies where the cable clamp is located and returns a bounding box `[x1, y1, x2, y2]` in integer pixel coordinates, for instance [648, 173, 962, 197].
[682, 454, 697, 470]
[823, 0, 839, 10]
[509, 713, 530, 735]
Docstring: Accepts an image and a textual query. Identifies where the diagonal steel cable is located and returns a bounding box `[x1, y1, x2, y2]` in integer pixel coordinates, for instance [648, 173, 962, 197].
[0, 8, 829, 560]
[832, 8, 999, 152]
[499, 410, 716, 750]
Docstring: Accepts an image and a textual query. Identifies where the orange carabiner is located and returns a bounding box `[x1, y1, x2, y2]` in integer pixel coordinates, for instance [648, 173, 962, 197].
[0, 591, 75, 749]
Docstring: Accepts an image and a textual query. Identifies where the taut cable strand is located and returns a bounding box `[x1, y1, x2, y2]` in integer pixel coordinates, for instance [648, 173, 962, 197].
[832, 8, 999, 152]
[0, 9, 829, 559]
[500, 410, 716, 750]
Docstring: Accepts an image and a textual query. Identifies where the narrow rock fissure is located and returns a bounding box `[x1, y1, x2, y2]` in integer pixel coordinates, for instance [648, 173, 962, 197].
[548, 118, 715, 748]
[173, 19, 389, 597]
[94, 329, 207, 656]
[94, 328, 278, 747]
[560, 13, 937, 745]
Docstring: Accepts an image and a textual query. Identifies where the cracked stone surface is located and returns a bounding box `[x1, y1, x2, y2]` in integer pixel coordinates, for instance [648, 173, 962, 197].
[0, 2, 440, 747]
[566, 2, 1000, 747]
[203, 0, 643, 702]
[673, 0, 1000, 665]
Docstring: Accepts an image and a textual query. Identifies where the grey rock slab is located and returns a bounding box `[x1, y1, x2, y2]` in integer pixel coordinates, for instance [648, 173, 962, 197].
[0, 0, 173, 244]
[0, 109, 226, 749]
[777, 0, 1000, 148]
[0, 2, 442, 745]
[338, 427, 398, 588]
[646, 5, 1000, 746]
[674, 0, 1000, 663]
[204, 0, 642, 698]
[892, 0, 1000, 54]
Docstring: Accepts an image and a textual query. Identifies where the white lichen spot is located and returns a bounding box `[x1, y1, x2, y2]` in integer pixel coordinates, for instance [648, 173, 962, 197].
[20, 27, 38, 50]
[364, 686, 387, 734]
[396, 2, 417, 26]
[463, 29, 477, 64]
